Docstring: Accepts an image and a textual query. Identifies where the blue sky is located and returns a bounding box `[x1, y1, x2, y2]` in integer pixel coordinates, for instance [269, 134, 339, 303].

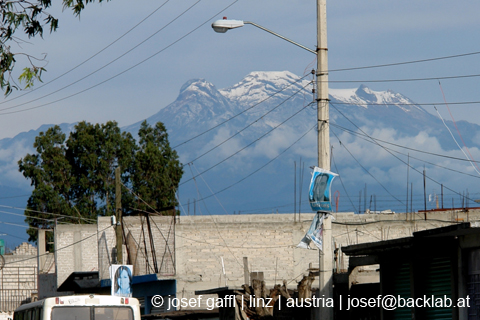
[1, 0, 480, 247]
[0, 0, 479, 139]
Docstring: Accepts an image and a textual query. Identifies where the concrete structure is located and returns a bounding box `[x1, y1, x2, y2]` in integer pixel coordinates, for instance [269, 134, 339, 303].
[343, 222, 480, 320]
[51, 209, 480, 313]
[0, 242, 43, 313]
[54, 224, 99, 287]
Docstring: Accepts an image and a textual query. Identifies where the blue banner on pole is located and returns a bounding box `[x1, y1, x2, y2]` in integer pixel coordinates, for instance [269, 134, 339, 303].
[308, 167, 338, 212]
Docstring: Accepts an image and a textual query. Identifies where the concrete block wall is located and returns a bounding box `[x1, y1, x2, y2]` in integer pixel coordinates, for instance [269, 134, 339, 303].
[0, 243, 39, 312]
[90, 210, 480, 310]
[2, 243, 38, 291]
[55, 224, 99, 287]
[122, 216, 175, 276]
[97, 216, 175, 280]
[174, 214, 320, 308]
[97, 219, 116, 281]
[173, 210, 480, 308]
[332, 209, 480, 273]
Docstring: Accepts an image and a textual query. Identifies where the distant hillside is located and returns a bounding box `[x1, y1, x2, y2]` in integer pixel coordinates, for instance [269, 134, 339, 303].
[2, 71, 480, 247]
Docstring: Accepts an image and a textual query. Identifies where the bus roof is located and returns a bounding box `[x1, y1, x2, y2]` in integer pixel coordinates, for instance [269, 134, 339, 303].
[14, 295, 139, 312]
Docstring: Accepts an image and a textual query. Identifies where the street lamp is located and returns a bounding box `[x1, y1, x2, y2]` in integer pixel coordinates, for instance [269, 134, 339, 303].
[212, 2, 332, 319]
[211, 18, 317, 55]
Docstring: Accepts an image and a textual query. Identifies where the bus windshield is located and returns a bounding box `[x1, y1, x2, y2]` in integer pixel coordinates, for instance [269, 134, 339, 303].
[52, 307, 133, 320]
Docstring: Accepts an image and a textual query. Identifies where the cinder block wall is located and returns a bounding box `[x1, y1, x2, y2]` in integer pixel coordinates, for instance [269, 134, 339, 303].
[93, 210, 480, 309]
[174, 214, 319, 307]
[2, 243, 38, 290]
[55, 224, 99, 287]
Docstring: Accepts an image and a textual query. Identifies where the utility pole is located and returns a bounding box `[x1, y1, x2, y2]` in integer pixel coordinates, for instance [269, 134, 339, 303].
[115, 166, 123, 264]
[317, 0, 333, 319]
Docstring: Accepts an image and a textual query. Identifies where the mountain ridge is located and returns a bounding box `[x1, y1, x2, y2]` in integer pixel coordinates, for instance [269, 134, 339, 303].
[1, 71, 480, 248]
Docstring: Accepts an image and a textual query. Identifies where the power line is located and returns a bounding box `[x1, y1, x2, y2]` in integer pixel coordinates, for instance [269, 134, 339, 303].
[0, 204, 97, 223]
[173, 74, 311, 149]
[331, 125, 480, 179]
[330, 128, 405, 206]
[329, 73, 480, 83]
[4, 224, 114, 266]
[0, 0, 171, 107]
[331, 150, 358, 213]
[329, 101, 477, 203]
[183, 81, 312, 165]
[329, 100, 480, 107]
[330, 123, 480, 163]
[181, 123, 316, 205]
[0, 0, 202, 113]
[180, 102, 313, 186]
[0, 0, 240, 116]
[329, 50, 480, 73]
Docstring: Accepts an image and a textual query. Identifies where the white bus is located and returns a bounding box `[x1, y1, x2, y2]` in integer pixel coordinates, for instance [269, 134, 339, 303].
[13, 295, 141, 320]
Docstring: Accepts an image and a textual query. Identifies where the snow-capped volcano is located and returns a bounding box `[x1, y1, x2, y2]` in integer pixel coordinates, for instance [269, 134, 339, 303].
[1, 70, 480, 230]
[219, 71, 312, 105]
[122, 71, 470, 151]
[330, 84, 422, 112]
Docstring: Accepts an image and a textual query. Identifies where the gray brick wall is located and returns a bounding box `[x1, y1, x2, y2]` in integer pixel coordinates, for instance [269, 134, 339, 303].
[55, 224, 99, 287]
[52, 210, 480, 310]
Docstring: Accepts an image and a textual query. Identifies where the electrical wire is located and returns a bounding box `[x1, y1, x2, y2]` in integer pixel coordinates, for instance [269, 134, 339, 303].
[0, 229, 29, 241]
[330, 127, 405, 206]
[0, 0, 202, 113]
[173, 73, 311, 149]
[331, 124, 480, 179]
[180, 102, 314, 186]
[329, 50, 480, 73]
[328, 73, 480, 83]
[0, 209, 80, 223]
[330, 123, 480, 163]
[0, 0, 171, 106]
[181, 123, 316, 206]
[438, 82, 480, 174]
[433, 106, 479, 174]
[188, 163, 243, 267]
[183, 81, 312, 165]
[331, 150, 358, 213]
[4, 224, 115, 266]
[0, 0, 240, 116]
[330, 101, 478, 204]
[329, 100, 480, 107]
[0, 204, 97, 223]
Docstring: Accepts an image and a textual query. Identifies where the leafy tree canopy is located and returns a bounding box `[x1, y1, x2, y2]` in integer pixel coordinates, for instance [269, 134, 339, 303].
[18, 120, 183, 243]
[1, 0, 111, 95]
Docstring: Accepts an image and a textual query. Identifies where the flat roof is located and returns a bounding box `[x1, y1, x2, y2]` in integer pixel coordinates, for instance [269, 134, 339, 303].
[342, 222, 480, 256]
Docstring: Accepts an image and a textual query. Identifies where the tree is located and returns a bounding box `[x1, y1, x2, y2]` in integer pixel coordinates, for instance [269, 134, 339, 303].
[131, 121, 183, 215]
[1, 0, 111, 95]
[18, 120, 183, 243]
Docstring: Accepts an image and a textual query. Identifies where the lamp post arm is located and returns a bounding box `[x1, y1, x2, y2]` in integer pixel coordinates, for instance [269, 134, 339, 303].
[244, 21, 317, 55]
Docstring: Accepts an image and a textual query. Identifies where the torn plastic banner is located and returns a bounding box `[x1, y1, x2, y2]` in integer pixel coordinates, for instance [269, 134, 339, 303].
[308, 167, 338, 212]
[297, 213, 324, 250]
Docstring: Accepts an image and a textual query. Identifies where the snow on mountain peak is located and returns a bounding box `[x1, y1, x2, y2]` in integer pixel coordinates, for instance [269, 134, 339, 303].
[219, 71, 311, 104]
[329, 84, 424, 113]
[179, 78, 219, 97]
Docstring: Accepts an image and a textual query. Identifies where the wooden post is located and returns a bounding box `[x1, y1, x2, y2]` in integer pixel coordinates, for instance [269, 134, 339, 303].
[115, 166, 122, 264]
[243, 257, 250, 286]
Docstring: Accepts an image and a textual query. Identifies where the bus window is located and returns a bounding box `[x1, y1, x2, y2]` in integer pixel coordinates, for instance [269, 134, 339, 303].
[94, 307, 133, 320]
[51, 307, 90, 320]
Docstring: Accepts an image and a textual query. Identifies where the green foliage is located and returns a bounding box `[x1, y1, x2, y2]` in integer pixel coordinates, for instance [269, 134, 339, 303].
[0, 0, 110, 95]
[18, 120, 183, 243]
[132, 121, 183, 215]
[19, 66, 45, 89]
